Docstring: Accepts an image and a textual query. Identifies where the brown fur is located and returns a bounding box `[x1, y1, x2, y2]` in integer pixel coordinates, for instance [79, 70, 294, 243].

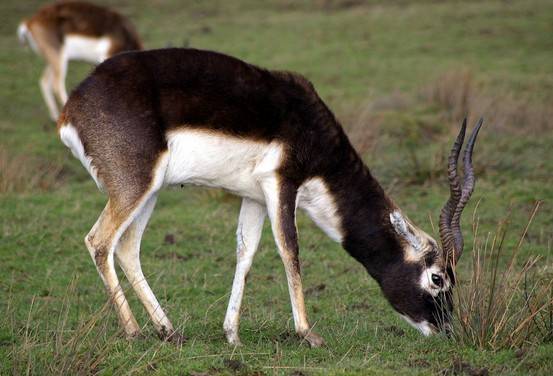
[26, 1, 142, 54]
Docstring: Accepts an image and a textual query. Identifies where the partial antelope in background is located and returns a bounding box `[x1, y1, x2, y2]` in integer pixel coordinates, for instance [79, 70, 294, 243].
[18, 1, 142, 121]
[58, 48, 482, 347]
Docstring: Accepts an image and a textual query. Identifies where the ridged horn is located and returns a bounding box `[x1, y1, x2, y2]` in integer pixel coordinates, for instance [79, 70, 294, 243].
[439, 118, 483, 265]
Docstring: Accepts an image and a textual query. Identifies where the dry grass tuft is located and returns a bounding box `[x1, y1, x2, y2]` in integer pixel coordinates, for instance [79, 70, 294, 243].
[345, 68, 552, 186]
[346, 68, 553, 160]
[422, 69, 474, 122]
[345, 110, 380, 155]
[453, 201, 553, 350]
[345, 91, 412, 154]
[422, 69, 553, 135]
[0, 146, 65, 194]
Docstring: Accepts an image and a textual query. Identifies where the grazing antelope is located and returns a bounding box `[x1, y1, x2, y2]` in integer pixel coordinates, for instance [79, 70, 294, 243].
[18, 1, 142, 121]
[58, 48, 482, 347]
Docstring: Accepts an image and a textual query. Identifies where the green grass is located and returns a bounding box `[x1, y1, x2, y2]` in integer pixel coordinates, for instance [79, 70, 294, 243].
[1, 0, 552, 374]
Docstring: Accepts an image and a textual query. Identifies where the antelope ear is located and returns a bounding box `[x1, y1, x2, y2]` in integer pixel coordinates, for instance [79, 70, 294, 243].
[390, 211, 422, 252]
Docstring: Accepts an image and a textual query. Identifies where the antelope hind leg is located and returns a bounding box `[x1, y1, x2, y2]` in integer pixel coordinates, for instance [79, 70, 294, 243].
[115, 194, 186, 344]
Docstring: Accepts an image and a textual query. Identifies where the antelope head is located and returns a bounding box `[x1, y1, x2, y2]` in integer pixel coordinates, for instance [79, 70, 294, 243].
[381, 118, 483, 335]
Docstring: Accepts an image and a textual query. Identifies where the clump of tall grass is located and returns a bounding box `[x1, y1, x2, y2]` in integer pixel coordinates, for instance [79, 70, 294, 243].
[422, 69, 553, 135]
[0, 146, 65, 194]
[344, 91, 413, 155]
[347, 68, 552, 187]
[452, 201, 553, 350]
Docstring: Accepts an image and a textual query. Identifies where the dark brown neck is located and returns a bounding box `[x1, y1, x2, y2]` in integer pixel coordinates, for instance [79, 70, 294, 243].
[276, 80, 402, 281]
[321, 130, 401, 283]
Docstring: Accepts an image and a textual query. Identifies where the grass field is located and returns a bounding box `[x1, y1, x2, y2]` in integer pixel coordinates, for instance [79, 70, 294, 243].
[1, 0, 552, 374]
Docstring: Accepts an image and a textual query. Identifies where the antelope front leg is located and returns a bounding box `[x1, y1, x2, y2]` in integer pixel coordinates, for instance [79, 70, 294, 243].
[223, 198, 266, 346]
[260, 177, 325, 348]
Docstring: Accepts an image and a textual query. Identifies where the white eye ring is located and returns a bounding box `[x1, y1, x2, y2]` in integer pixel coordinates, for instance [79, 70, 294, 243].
[421, 268, 448, 296]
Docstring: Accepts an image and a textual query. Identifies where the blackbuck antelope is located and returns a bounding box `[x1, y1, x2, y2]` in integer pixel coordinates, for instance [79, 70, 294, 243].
[58, 48, 482, 347]
[18, 1, 142, 121]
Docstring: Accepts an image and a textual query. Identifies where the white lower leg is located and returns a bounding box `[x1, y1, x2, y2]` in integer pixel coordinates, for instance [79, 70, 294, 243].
[85, 234, 140, 336]
[223, 198, 266, 345]
[120, 259, 173, 332]
[116, 196, 174, 334]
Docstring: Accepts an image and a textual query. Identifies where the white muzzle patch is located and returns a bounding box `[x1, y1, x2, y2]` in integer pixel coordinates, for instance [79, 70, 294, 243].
[400, 315, 435, 336]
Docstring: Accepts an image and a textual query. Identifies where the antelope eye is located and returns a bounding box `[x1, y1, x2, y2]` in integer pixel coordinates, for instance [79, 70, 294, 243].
[431, 274, 443, 287]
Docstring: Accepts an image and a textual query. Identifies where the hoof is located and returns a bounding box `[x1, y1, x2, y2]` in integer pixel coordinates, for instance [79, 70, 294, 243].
[124, 330, 143, 340]
[227, 336, 243, 347]
[166, 331, 187, 345]
[224, 328, 243, 347]
[302, 331, 325, 348]
[159, 329, 187, 345]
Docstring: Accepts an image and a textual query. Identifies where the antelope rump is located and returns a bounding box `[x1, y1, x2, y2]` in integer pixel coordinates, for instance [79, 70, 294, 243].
[57, 48, 482, 347]
[18, 1, 142, 121]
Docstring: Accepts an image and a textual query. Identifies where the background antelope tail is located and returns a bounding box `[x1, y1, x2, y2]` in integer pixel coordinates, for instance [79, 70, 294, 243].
[17, 21, 39, 53]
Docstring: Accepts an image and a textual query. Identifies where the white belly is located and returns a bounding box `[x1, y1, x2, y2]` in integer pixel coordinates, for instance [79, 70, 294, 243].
[164, 129, 343, 241]
[63, 35, 112, 64]
[297, 178, 343, 242]
[164, 129, 278, 201]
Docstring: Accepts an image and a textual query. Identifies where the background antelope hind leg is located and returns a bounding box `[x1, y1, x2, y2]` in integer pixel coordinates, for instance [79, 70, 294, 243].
[224, 198, 266, 346]
[39, 67, 59, 121]
[55, 54, 69, 104]
[28, 23, 63, 121]
[261, 176, 325, 347]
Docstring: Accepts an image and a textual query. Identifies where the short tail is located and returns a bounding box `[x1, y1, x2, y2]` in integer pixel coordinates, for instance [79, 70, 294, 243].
[17, 21, 39, 53]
